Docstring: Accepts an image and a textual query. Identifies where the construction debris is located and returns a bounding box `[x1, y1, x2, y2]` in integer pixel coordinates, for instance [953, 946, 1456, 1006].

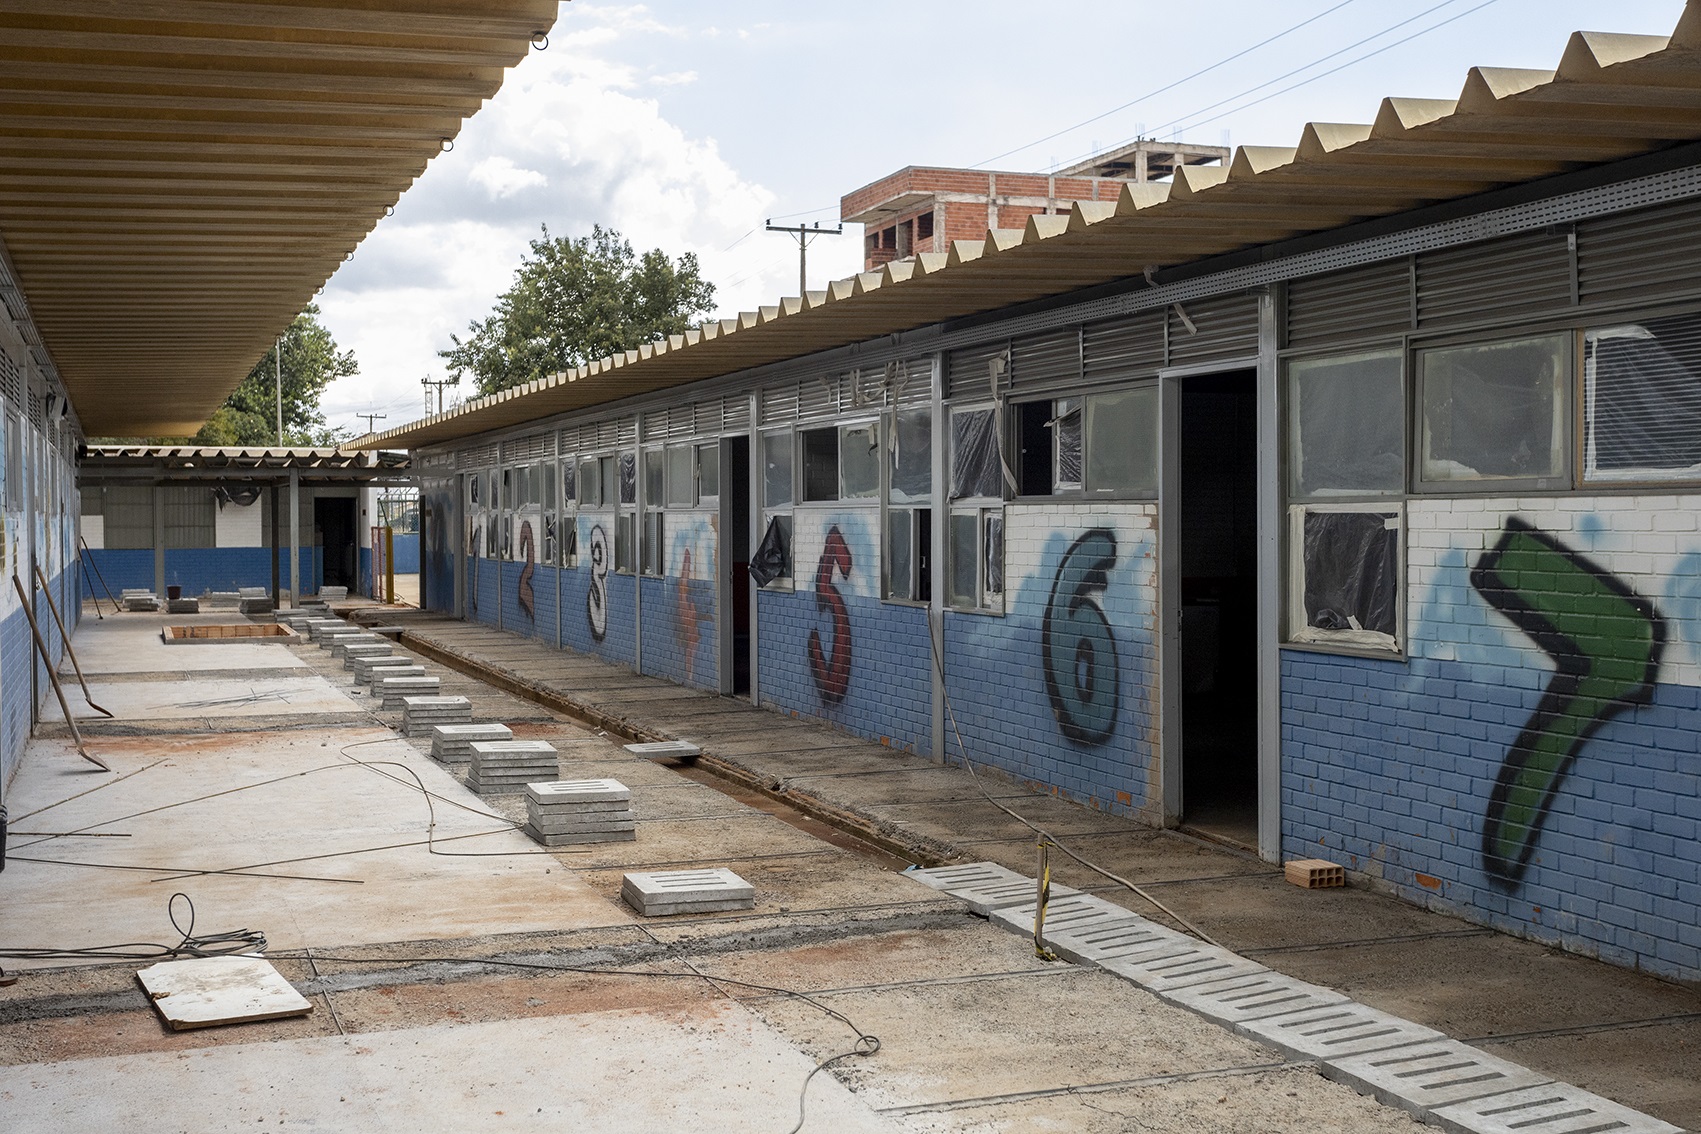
[136, 956, 313, 1031]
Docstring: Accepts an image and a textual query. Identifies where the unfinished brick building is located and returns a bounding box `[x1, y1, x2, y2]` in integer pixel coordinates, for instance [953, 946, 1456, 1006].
[843, 140, 1230, 271]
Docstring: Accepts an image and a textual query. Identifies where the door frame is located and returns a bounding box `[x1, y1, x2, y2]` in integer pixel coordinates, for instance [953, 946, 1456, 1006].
[1156, 316, 1280, 860]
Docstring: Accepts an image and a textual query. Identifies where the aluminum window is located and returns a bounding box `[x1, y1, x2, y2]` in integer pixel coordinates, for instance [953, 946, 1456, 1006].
[1287, 349, 1404, 498]
[1085, 386, 1157, 496]
[763, 430, 794, 508]
[1418, 334, 1569, 487]
[1583, 313, 1701, 483]
[1288, 504, 1402, 653]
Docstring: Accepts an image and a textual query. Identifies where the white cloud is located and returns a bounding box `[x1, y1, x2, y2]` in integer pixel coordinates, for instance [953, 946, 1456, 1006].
[316, 4, 794, 434]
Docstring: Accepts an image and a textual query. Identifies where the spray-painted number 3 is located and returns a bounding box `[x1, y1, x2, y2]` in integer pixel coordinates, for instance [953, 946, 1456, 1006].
[586, 523, 609, 642]
[1042, 529, 1120, 745]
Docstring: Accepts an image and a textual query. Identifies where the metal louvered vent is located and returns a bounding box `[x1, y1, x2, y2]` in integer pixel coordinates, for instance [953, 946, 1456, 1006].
[796, 372, 840, 422]
[614, 416, 635, 446]
[640, 408, 671, 443]
[28, 389, 43, 430]
[722, 392, 752, 430]
[0, 349, 20, 410]
[1083, 310, 1164, 384]
[761, 382, 798, 426]
[945, 342, 1008, 399]
[1578, 195, 1701, 308]
[1286, 259, 1412, 349]
[1011, 328, 1079, 388]
[1168, 293, 1259, 366]
[459, 442, 497, 470]
[502, 433, 551, 464]
[1417, 230, 1572, 328]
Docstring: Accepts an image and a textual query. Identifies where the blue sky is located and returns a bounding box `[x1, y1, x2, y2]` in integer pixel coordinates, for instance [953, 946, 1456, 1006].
[318, 0, 1688, 434]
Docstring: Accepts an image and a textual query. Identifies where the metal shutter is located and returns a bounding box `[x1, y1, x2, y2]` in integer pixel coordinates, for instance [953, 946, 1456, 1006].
[1577, 196, 1701, 308]
[1286, 259, 1412, 349]
[1167, 292, 1260, 367]
[1010, 328, 1079, 390]
[1416, 231, 1571, 329]
[1082, 310, 1164, 385]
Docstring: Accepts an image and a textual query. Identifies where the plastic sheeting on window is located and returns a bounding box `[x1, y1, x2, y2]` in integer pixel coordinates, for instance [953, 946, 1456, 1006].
[561, 459, 576, 503]
[948, 512, 978, 605]
[618, 453, 637, 505]
[984, 512, 1004, 596]
[1584, 315, 1701, 481]
[664, 445, 692, 505]
[1291, 508, 1399, 650]
[1420, 335, 1566, 482]
[1288, 350, 1403, 497]
[750, 514, 791, 587]
[1055, 399, 1083, 487]
[891, 409, 932, 502]
[1086, 387, 1157, 495]
[950, 408, 1001, 499]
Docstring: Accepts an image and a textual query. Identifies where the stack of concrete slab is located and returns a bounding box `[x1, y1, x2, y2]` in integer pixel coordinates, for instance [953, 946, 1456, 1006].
[402, 696, 472, 737]
[377, 674, 439, 708]
[430, 723, 512, 764]
[466, 740, 558, 796]
[621, 868, 754, 916]
[237, 586, 272, 616]
[327, 632, 382, 657]
[306, 620, 352, 643]
[207, 591, 240, 609]
[121, 589, 160, 611]
[166, 597, 199, 614]
[352, 656, 416, 684]
[319, 586, 348, 602]
[341, 642, 393, 667]
[523, 779, 635, 846]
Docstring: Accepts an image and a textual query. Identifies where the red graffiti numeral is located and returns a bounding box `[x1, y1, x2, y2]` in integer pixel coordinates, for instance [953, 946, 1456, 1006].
[517, 519, 536, 620]
[808, 527, 853, 704]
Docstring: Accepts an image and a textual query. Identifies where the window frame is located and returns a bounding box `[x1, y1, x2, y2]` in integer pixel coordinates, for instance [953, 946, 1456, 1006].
[946, 504, 1005, 615]
[1412, 330, 1573, 493]
[1286, 502, 1405, 655]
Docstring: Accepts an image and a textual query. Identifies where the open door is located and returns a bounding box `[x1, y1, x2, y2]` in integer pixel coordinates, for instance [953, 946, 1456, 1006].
[721, 435, 751, 695]
[1162, 368, 1261, 849]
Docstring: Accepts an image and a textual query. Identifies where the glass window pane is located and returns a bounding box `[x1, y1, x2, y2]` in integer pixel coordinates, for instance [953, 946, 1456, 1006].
[1584, 315, 1701, 482]
[1086, 386, 1158, 495]
[542, 465, 557, 510]
[644, 510, 664, 575]
[763, 431, 793, 507]
[1288, 350, 1403, 497]
[618, 453, 637, 504]
[645, 450, 665, 505]
[840, 422, 880, 499]
[1420, 335, 1566, 482]
[891, 409, 932, 502]
[802, 428, 838, 501]
[886, 508, 914, 601]
[984, 512, 1004, 597]
[616, 512, 635, 571]
[697, 443, 719, 499]
[599, 457, 616, 506]
[579, 459, 597, 507]
[665, 445, 693, 505]
[950, 408, 1002, 499]
[1055, 398, 1083, 488]
[561, 459, 577, 504]
[948, 512, 978, 607]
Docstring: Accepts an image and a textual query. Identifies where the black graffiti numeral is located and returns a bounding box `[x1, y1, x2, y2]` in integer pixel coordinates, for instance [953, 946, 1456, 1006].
[1042, 529, 1120, 745]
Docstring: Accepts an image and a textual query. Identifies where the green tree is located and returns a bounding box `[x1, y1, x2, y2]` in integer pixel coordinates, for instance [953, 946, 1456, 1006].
[440, 225, 715, 396]
[193, 304, 358, 447]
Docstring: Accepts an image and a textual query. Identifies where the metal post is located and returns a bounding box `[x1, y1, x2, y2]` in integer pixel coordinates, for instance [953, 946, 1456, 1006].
[151, 485, 165, 598]
[270, 481, 280, 609]
[275, 339, 284, 446]
[384, 525, 395, 603]
[288, 468, 300, 604]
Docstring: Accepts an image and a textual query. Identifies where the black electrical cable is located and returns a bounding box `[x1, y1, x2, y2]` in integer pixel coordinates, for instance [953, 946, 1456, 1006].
[0, 892, 265, 962]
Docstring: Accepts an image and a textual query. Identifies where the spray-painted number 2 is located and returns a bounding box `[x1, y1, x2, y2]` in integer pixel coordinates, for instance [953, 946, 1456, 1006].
[586, 523, 609, 642]
[1042, 529, 1120, 745]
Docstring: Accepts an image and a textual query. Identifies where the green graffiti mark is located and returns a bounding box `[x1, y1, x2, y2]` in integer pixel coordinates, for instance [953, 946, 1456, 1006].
[1470, 518, 1664, 883]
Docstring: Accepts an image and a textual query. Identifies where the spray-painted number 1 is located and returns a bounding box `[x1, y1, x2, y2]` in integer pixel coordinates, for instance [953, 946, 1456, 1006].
[1042, 529, 1120, 745]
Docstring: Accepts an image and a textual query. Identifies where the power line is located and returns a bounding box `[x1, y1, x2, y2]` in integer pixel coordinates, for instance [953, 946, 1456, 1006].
[1137, 0, 1492, 146]
[969, 0, 1364, 171]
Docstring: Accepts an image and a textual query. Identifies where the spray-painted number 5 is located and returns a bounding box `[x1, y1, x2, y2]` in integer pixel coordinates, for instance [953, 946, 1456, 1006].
[1042, 529, 1120, 745]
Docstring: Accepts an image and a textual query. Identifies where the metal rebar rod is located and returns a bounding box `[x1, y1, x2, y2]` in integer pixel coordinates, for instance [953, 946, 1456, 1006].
[34, 564, 112, 718]
[12, 573, 108, 771]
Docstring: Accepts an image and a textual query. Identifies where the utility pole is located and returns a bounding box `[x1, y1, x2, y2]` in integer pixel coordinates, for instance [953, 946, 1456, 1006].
[765, 220, 844, 296]
[356, 411, 386, 434]
[422, 374, 459, 415]
[274, 339, 284, 446]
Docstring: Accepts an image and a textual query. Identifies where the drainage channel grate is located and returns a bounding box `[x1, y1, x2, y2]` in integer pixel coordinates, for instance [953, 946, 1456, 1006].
[1431, 1083, 1683, 1134]
[902, 863, 1682, 1134]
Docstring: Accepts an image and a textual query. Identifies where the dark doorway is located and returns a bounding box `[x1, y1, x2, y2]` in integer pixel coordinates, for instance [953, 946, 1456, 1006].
[1179, 371, 1259, 847]
[724, 435, 752, 695]
[315, 496, 357, 591]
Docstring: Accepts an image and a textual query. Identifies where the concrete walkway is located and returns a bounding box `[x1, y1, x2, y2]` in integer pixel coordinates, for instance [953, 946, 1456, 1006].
[378, 611, 1701, 1131]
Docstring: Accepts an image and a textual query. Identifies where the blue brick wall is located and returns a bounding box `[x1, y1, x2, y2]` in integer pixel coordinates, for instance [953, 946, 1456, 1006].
[561, 555, 595, 655]
[2, 605, 29, 790]
[640, 576, 718, 691]
[1282, 650, 1701, 981]
[470, 554, 499, 628]
[498, 558, 558, 642]
[82, 549, 152, 594]
[595, 571, 638, 667]
[757, 587, 932, 754]
[86, 548, 321, 598]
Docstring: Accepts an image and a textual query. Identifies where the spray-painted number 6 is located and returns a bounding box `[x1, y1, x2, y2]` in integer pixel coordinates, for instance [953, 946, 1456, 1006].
[1041, 529, 1120, 745]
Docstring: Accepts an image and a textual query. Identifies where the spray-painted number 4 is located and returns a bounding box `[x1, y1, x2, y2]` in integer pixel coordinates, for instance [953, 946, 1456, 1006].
[1042, 529, 1120, 745]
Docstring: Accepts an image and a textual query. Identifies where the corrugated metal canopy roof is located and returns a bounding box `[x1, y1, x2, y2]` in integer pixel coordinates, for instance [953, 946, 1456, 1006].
[363, 3, 1701, 452]
[0, 0, 557, 438]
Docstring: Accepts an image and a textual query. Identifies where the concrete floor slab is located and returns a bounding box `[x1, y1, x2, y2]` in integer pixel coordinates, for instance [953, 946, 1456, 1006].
[70, 675, 358, 721]
[0, 1001, 900, 1134]
[65, 610, 308, 675]
[1, 729, 631, 967]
